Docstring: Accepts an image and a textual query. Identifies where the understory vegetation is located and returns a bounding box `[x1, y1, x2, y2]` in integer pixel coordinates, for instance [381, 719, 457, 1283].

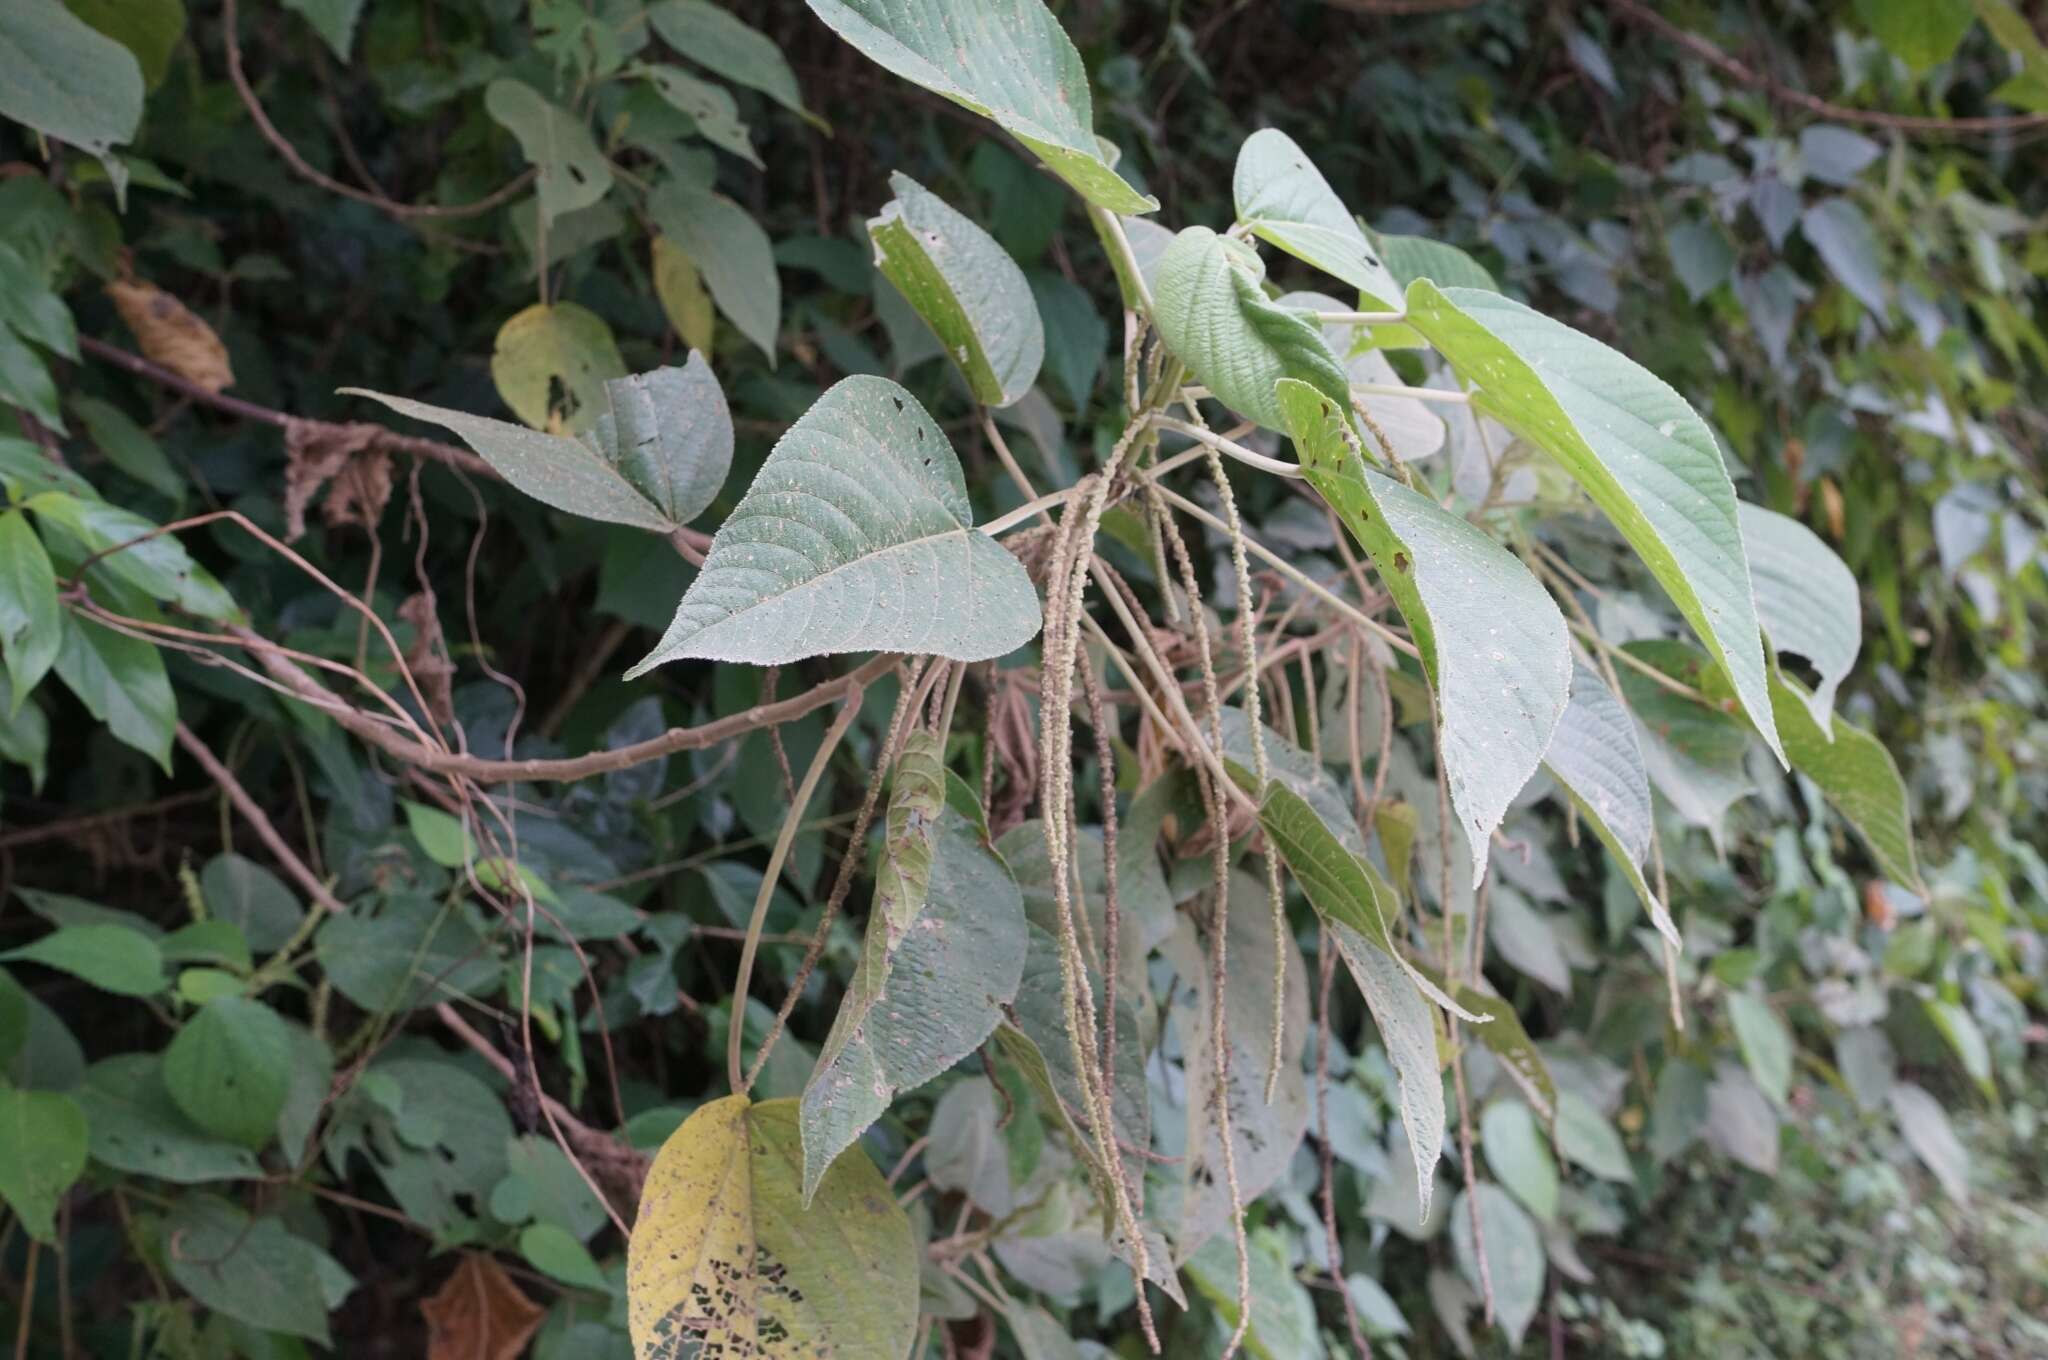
[2, 1, 2046, 1356]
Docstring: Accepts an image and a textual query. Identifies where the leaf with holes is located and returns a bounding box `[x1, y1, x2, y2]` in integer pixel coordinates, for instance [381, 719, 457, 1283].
[868, 171, 1044, 407]
[633, 64, 759, 167]
[486, 302, 627, 435]
[349, 352, 730, 532]
[1280, 378, 1570, 882]
[1541, 660, 1677, 950]
[484, 78, 613, 227]
[798, 809, 1025, 1201]
[1739, 502, 1859, 732]
[628, 1095, 918, 1359]
[1406, 282, 1782, 763]
[627, 376, 1042, 671]
[1233, 128, 1400, 306]
[804, 0, 1153, 214]
[1153, 229, 1350, 432]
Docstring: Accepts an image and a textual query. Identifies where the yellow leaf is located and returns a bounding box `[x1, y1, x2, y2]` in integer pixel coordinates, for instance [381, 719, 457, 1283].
[651, 236, 716, 357]
[489, 302, 625, 434]
[627, 1095, 918, 1359]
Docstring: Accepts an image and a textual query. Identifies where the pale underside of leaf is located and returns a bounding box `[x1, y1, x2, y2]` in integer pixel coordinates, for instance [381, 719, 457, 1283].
[1280, 378, 1570, 883]
[1233, 127, 1401, 306]
[1541, 660, 1679, 950]
[1738, 501, 1860, 733]
[803, 0, 1155, 213]
[868, 170, 1044, 407]
[1404, 281, 1783, 765]
[627, 376, 1042, 672]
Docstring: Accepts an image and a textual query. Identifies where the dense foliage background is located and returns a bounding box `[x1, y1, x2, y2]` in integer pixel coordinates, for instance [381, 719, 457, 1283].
[2, 0, 2046, 1356]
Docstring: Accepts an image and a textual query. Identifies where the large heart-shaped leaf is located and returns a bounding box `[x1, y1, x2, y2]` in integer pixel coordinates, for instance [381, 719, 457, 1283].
[868, 171, 1044, 407]
[346, 353, 731, 533]
[1405, 282, 1782, 764]
[798, 808, 1026, 1200]
[803, 0, 1155, 214]
[1541, 660, 1677, 950]
[1280, 378, 1570, 882]
[1738, 502, 1859, 732]
[629, 1095, 918, 1360]
[626, 376, 1042, 672]
[1154, 229, 1349, 432]
[1233, 128, 1400, 306]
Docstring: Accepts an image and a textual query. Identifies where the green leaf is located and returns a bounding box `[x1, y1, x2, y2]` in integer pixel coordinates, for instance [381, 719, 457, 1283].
[163, 996, 294, 1149]
[160, 919, 251, 972]
[0, 327, 64, 432]
[199, 853, 304, 955]
[648, 0, 822, 128]
[634, 64, 759, 167]
[0, 969, 26, 1070]
[1449, 1183, 1544, 1349]
[1554, 1089, 1633, 1183]
[352, 354, 730, 533]
[1154, 228, 1349, 431]
[648, 180, 780, 363]
[1856, 0, 1974, 71]
[324, 1057, 511, 1232]
[1405, 282, 1783, 763]
[52, 611, 175, 770]
[0, 240, 77, 359]
[1739, 502, 1860, 733]
[628, 1095, 919, 1359]
[65, 0, 186, 89]
[1705, 1062, 1779, 1174]
[627, 376, 1042, 672]
[0, 510, 61, 705]
[799, 809, 1025, 1200]
[1801, 197, 1888, 318]
[1726, 990, 1792, 1106]
[1617, 641, 1755, 841]
[486, 301, 628, 435]
[1186, 1226, 1326, 1360]
[1926, 997, 1993, 1095]
[1888, 1081, 1970, 1203]
[0, 0, 142, 164]
[1281, 378, 1571, 881]
[27, 492, 237, 620]
[1541, 660, 1677, 950]
[1233, 128, 1399, 306]
[72, 394, 183, 499]
[803, 0, 1155, 214]
[279, 0, 365, 60]
[1480, 1099, 1558, 1224]
[484, 78, 614, 227]
[867, 171, 1044, 407]
[165, 1195, 338, 1344]
[652, 236, 716, 355]
[1749, 670, 1920, 889]
[1417, 965, 1555, 1123]
[2, 922, 164, 996]
[73, 1053, 262, 1182]
[872, 730, 945, 938]
[0, 1085, 87, 1241]
[521, 1222, 611, 1291]
[314, 894, 498, 1013]
[0, 668, 49, 788]
[1375, 233, 1498, 293]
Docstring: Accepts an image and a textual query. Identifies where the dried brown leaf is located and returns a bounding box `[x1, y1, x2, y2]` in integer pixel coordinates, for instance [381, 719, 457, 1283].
[106, 280, 235, 393]
[420, 1254, 545, 1360]
[398, 590, 457, 728]
[282, 419, 392, 541]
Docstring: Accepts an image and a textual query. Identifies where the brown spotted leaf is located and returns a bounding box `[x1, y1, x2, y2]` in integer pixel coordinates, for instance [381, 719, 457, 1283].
[107, 279, 233, 393]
